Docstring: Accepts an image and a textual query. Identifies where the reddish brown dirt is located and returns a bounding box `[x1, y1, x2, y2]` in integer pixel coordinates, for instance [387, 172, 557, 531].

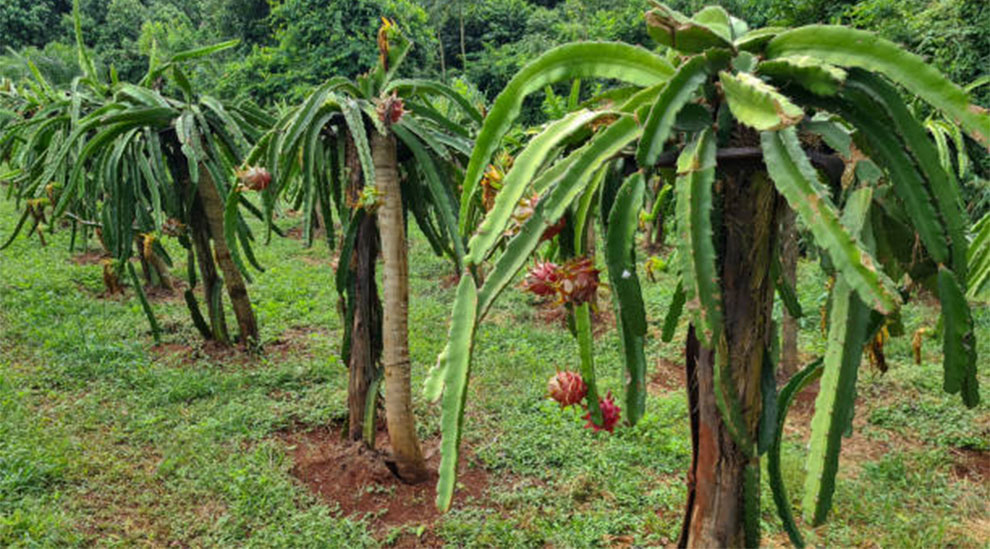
[150, 326, 324, 367]
[143, 279, 186, 303]
[534, 301, 616, 338]
[70, 249, 109, 265]
[281, 424, 490, 547]
[285, 226, 304, 240]
[950, 448, 990, 482]
[648, 357, 686, 395]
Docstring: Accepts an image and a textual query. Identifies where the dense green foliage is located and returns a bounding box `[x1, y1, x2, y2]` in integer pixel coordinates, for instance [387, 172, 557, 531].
[0, 1, 987, 546]
[5, 0, 986, 106]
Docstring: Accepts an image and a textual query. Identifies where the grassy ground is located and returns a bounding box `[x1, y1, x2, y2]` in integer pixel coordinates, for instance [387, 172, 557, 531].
[0, 195, 987, 548]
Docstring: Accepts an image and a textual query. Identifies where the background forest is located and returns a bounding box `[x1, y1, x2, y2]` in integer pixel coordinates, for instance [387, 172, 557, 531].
[2, 0, 987, 106]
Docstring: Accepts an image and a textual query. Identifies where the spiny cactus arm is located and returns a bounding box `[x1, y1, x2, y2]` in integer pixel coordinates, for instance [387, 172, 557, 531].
[713, 334, 754, 457]
[844, 70, 969, 278]
[757, 56, 847, 97]
[766, 25, 990, 146]
[386, 79, 483, 124]
[661, 280, 686, 343]
[719, 71, 804, 131]
[575, 302, 602, 426]
[126, 261, 161, 345]
[72, 0, 104, 94]
[969, 214, 990, 300]
[802, 91, 950, 268]
[476, 116, 641, 318]
[771, 247, 803, 318]
[301, 112, 336, 247]
[674, 128, 721, 347]
[432, 274, 478, 512]
[0, 208, 31, 250]
[803, 187, 874, 526]
[392, 124, 465, 269]
[644, 4, 734, 53]
[768, 357, 824, 548]
[465, 109, 607, 265]
[636, 55, 709, 167]
[278, 84, 336, 178]
[459, 42, 673, 233]
[938, 267, 980, 407]
[222, 187, 253, 284]
[341, 98, 375, 189]
[760, 128, 900, 314]
[604, 172, 647, 425]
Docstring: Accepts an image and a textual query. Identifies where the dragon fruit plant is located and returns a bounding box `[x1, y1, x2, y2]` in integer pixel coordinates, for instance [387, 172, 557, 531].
[428, 3, 984, 547]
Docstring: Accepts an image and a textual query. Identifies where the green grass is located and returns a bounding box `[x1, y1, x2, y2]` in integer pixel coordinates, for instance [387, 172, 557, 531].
[0, 196, 987, 547]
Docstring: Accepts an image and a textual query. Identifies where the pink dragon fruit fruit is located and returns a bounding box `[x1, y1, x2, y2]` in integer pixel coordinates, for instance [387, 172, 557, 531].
[557, 257, 600, 305]
[583, 391, 621, 433]
[522, 260, 560, 297]
[376, 90, 407, 125]
[547, 370, 587, 407]
[236, 165, 272, 191]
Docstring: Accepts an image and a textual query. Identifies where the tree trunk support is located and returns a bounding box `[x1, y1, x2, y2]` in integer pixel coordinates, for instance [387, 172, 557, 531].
[679, 172, 779, 547]
[374, 130, 428, 483]
[196, 170, 259, 346]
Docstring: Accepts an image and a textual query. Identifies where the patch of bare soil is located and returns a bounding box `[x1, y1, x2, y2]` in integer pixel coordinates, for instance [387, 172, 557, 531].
[648, 357, 685, 395]
[299, 253, 338, 269]
[281, 423, 490, 548]
[534, 301, 616, 338]
[285, 225, 304, 240]
[70, 249, 109, 265]
[150, 326, 325, 367]
[950, 448, 989, 482]
[784, 383, 906, 473]
[143, 279, 186, 303]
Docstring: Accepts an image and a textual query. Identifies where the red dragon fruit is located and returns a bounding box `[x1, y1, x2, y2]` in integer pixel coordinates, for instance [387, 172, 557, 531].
[547, 370, 587, 407]
[236, 165, 272, 191]
[583, 391, 621, 433]
[557, 257, 600, 306]
[522, 260, 560, 297]
[376, 90, 407, 125]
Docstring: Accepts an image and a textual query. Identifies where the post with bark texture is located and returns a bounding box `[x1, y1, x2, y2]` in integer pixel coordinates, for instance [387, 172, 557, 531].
[373, 130, 428, 483]
[344, 136, 383, 443]
[196, 168, 259, 345]
[188, 201, 228, 342]
[680, 171, 778, 547]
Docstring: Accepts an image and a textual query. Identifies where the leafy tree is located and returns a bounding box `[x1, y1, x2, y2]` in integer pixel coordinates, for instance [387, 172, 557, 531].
[248, 20, 478, 480]
[198, 0, 271, 48]
[217, 0, 436, 104]
[431, 3, 985, 546]
[0, 0, 72, 51]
